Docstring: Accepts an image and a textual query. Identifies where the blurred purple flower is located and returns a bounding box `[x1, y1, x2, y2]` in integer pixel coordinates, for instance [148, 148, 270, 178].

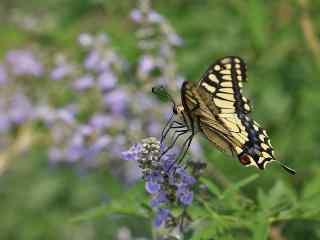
[79, 124, 94, 136]
[147, 121, 162, 136]
[91, 135, 111, 152]
[168, 33, 183, 46]
[73, 75, 95, 91]
[148, 11, 164, 23]
[0, 114, 11, 133]
[123, 159, 141, 184]
[97, 71, 117, 91]
[122, 143, 143, 161]
[103, 89, 129, 114]
[50, 63, 74, 81]
[130, 9, 142, 23]
[33, 105, 56, 125]
[8, 92, 33, 124]
[65, 134, 85, 162]
[190, 140, 203, 157]
[97, 54, 116, 72]
[56, 107, 77, 125]
[89, 113, 113, 129]
[138, 55, 156, 74]
[84, 50, 100, 70]
[110, 135, 127, 158]
[6, 50, 43, 77]
[136, 93, 156, 111]
[0, 64, 8, 85]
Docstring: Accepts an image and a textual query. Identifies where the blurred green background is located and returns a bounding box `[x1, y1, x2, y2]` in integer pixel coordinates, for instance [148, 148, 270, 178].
[0, 0, 320, 239]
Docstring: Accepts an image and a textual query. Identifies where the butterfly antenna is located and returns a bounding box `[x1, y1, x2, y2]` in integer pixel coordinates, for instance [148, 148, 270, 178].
[277, 161, 296, 175]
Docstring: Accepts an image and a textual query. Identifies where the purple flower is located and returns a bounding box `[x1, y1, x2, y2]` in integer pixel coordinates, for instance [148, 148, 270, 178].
[6, 50, 43, 77]
[122, 138, 201, 227]
[0, 114, 11, 133]
[147, 121, 162, 136]
[148, 11, 164, 23]
[84, 50, 101, 70]
[79, 125, 94, 136]
[176, 187, 193, 205]
[97, 71, 117, 90]
[0, 64, 8, 85]
[136, 93, 156, 111]
[89, 113, 113, 129]
[50, 63, 74, 81]
[150, 191, 168, 208]
[33, 105, 56, 125]
[146, 181, 161, 194]
[65, 135, 85, 162]
[190, 140, 203, 157]
[138, 55, 156, 74]
[56, 107, 77, 125]
[154, 208, 170, 228]
[122, 143, 143, 161]
[73, 75, 95, 91]
[168, 33, 183, 46]
[103, 89, 129, 114]
[91, 135, 111, 152]
[8, 92, 33, 124]
[130, 9, 142, 23]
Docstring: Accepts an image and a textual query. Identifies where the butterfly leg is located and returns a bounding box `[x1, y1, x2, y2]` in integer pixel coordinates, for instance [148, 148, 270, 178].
[160, 112, 174, 143]
[176, 132, 194, 165]
[160, 127, 189, 159]
[167, 132, 194, 172]
[161, 120, 185, 144]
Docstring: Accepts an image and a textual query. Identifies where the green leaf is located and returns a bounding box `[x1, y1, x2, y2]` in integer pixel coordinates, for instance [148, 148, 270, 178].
[251, 212, 269, 240]
[200, 177, 223, 199]
[222, 174, 259, 200]
[70, 182, 148, 222]
[70, 201, 148, 223]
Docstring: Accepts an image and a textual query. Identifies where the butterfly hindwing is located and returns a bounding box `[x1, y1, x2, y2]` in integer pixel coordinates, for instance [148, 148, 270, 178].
[179, 56, 279, 170]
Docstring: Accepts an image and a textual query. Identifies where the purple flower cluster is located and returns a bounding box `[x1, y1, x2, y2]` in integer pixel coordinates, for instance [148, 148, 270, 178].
[5, 49, 43, 77]
[131, 0, 183, 92]
[0, 90, 34, 134]
[0, 49, 44, 136]
[0, 1, 203, 191]
[122, 138, 202, 228]
[50, 55, 75, 81]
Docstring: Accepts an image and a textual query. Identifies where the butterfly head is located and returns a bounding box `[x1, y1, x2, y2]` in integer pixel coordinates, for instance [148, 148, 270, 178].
[173, 104, 184, 115]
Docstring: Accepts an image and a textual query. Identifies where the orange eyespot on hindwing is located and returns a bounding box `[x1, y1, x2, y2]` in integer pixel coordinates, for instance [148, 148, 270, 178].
[239, 154, 251, 166]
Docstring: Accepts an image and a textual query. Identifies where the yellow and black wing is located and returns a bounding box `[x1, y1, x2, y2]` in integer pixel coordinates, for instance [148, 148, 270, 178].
[180, 81, 240, 157]
[194, 56, 276, 170]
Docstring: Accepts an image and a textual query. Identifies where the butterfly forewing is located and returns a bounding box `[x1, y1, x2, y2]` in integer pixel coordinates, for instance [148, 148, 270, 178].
[198, 56, 251, 114]
[181, 81, 240, 157]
